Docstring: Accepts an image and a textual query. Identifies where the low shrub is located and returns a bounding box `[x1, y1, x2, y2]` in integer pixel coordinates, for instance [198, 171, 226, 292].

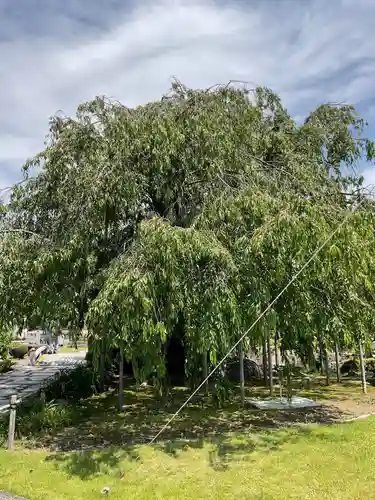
[0, 325, 12, 359]
[0, 358, 13, 373]
[340, 356, 375, 375]
[0, 397, 78, 442]
[340, 357, 359, 375]
[0, 365, 99, 444]
[43, 364, 99, 401]
[9, 343, 28, 359]
[16, 401, 77, 438]
[366, 358, 375, 374]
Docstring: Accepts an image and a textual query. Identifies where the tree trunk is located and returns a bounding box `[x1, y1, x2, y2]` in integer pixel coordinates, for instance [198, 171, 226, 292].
[99, 340, 105, 392]
[323, 343, 330, 386]
[239, 339, 245, 407]
[274, 332, 279, 368]
[359, 338, 367, 394]
[101, 206, 109, 394]
[334, 340, 341, 383]
[262, 333, 268, 386]
[202, 351, 208, 395]
[118, 342, 124, 410]
[319, 333, 324, 375]
[267, 318, 274, 396]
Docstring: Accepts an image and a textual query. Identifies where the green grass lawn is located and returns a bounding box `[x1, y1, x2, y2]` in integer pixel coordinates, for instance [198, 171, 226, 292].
[1, 377, 374, 499]
[8, 379, 372, 452]
[38, 345, 86, 361]
[1, 417, 375, 500]
[57, 346, 87, 353]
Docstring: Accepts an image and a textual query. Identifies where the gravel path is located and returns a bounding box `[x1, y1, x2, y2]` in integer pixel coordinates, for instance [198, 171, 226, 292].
[0, 351, 86, 412]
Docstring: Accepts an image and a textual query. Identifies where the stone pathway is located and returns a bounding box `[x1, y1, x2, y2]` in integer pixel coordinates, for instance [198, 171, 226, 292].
[0, 351, 86, 412]
[0, 493, 30, 499]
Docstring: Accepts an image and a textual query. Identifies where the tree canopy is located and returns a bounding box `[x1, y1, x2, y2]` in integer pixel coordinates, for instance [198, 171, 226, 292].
[1, 80, 375, 388]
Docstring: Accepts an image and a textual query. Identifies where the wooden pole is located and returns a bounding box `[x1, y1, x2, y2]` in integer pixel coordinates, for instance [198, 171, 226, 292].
[267, 316, 274, 396]
[274, 332, 279, 368]
[7, 395, 17, 450]
[334, 340, 341, 383]
[101, 206, 108, 394]
[118, 343, 124, 410]
[359, 337, 367, 394]
[99, 341, 105, 392]
[323, 343, 330, 386]
[239, 339, 245, 407]
[278, 366, 283, 400]
[262, 328, 268, 386]
[203, 351, 209, 395]
[318, 333, 324, 375]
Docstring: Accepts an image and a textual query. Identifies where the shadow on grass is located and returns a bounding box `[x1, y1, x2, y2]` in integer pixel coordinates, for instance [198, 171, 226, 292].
[37, 379, 355, 479]
[45, 422, 318, 478]
[300, 377, 375, 402]
[21, 383, 347, 452]
[45, 446, 141, 480]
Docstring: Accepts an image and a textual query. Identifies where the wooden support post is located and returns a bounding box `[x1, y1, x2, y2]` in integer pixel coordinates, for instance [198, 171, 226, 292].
[334, 340, 341, 383]
[267, 316, 274, 396]
[202, 352, 208, 395]
[324, 344, 330, 386]
[118, 342, 124, 410]
[318, 333, 324, 375]
[99, 342, 105, 392]
[359, 337, 367, 394]
[274, 332, 279, 368]
[239, 339, 245, 407]
[7, 395, 17, 450]
[262, 331, 268, 386]
[40, 390, 46, 408]
[278, 366, 283, 400]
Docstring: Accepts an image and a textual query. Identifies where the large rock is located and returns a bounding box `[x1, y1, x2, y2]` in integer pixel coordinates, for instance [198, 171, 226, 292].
[226, 358, 262, 381]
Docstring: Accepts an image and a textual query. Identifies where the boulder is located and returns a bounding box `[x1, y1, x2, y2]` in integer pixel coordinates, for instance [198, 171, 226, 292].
[226, 358, 262, 381]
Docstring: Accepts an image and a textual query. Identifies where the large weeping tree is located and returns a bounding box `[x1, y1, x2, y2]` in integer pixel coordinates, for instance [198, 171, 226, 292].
[1, 80, 375, 396]
[86, 218, 240, 392]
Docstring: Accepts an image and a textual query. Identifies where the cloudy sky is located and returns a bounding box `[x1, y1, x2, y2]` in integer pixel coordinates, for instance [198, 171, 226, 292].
[1, 0, 375, 191]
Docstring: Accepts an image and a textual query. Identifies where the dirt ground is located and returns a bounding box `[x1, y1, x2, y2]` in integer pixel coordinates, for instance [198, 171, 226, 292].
[328, 395, 375, 420]
[302, 377, 375, 421]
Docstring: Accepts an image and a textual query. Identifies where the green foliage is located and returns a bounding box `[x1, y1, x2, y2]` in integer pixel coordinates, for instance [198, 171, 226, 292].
[17, 401, 76, 437]
[340, 357, 360, 375]
[43, 365, 99, 400]
[87, 218, 239, 386]
[211, 376, 234, 408]
[0, 324, 12, 359]
[0, 365, 97, 442]
[366, 358, 375, 373]
[9, 343, 28, 359]
[0, 358, 13, 373]
[0, 398, 77, 441]
[1, 81, 375, 392]
[340, 357, 375, 377]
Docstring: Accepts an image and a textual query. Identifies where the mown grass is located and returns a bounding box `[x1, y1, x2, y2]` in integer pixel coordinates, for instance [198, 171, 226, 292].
[57, 346, 87, 354]
[1, 377, 374, 451]
[0, 374, 374, 499]
[1, 417, 375, 499]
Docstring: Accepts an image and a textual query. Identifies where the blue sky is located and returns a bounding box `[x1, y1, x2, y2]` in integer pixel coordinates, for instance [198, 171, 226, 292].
[1, 0, 375, 191]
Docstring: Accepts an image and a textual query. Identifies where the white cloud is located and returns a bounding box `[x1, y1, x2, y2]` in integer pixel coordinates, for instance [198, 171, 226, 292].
[360, 166, 375, 189]
[1, 0, 375, 188]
